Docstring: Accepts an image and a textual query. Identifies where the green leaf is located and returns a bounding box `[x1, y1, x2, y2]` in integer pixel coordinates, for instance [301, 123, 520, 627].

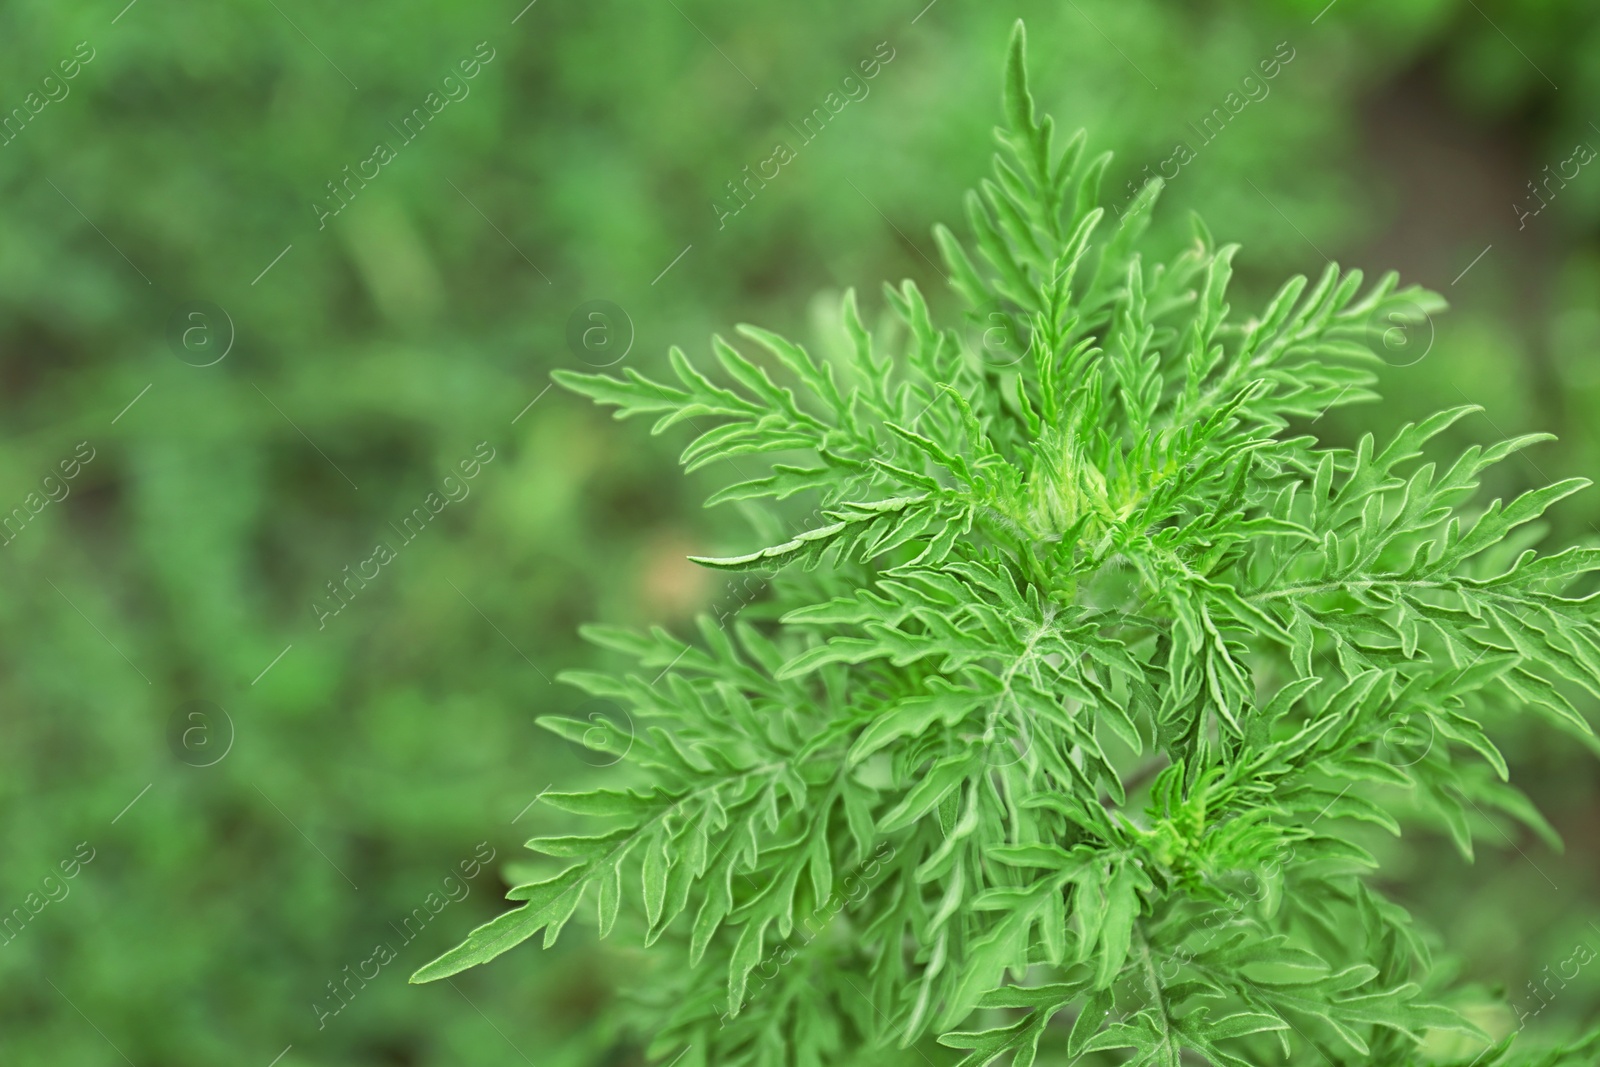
[848, 686, 993, 763]
[410, 865, 586, 982]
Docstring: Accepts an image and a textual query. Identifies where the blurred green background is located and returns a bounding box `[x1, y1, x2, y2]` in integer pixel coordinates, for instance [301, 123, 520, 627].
[2, 0, 1597, 1063]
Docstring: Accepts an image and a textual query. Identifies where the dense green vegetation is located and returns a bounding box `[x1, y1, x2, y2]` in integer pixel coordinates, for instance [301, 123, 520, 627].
[3, 2, 1598, 1065]
[416, 23, 1600, 1066]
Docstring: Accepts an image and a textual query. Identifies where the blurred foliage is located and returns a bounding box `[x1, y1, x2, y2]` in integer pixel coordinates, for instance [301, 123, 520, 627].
[0, 0, 1595, 1064]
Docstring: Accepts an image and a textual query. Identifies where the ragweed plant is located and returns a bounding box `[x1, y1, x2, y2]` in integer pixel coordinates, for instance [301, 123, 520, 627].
[416, 24, 1600, 1067]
